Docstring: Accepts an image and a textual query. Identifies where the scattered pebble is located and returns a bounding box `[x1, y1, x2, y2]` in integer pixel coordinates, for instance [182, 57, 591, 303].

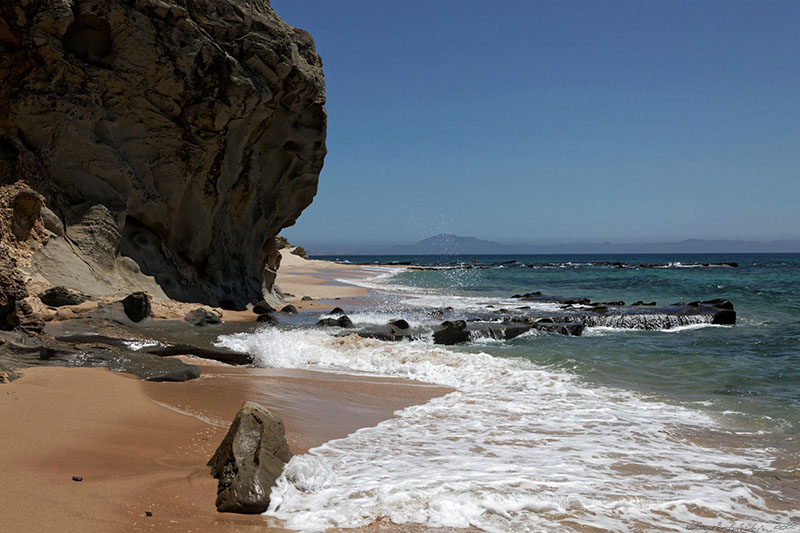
[145, 511, 153, 517]
[72, 476, 82, 482]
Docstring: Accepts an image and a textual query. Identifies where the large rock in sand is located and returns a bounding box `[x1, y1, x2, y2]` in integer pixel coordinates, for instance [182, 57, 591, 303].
[208, 401, 292, 514]
[0, 0, 326, 309]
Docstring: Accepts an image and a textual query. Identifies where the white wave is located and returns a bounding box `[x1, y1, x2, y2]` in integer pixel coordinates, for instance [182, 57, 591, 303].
[122, 339, 164, 351]
[585, 322, 730, 335]
[317, 310, 435, 329]
[214, 328, 786, 532]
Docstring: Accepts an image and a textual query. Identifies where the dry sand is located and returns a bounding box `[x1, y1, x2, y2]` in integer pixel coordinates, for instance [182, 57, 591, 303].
[0, 253, 449, 532]
[275, 249, 374, 310]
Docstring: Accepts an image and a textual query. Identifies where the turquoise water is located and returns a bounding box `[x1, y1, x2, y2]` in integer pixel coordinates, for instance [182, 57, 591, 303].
[317, 253, 800, 437]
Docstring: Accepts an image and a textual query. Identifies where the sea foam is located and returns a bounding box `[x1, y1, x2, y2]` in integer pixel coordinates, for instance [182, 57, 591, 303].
[215, 327, 790, 532]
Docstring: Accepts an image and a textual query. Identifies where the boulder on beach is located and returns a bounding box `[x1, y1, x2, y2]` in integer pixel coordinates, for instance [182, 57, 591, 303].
[252, 301, 275, 315]
[184, 308, 222, 327]
[38, 287, 90, 308]
[208, 402, 292, 514]
[121, 292, 151, 323]
[279, 304, 298, 314]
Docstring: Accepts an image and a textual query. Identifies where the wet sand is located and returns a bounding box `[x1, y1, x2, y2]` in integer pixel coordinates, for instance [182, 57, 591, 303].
[0, 364, 451, 532]
[0, 252, 448, 532]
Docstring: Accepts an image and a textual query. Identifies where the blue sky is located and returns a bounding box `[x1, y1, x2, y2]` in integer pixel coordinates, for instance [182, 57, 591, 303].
[272, 0, 800, 247]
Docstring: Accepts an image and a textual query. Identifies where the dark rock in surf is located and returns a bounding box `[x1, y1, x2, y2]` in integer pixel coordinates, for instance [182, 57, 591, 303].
[711, 310, 737, 325]
[388, 319, 410, 332]
[208, 402, 292, 514]
[256, 313, 278, 325]
[279, 304, 298, 314]
[328, 307, 345, 316]
[701, 299, 734, 311]
[149, 344, 252, 365]
[433, 320, 470, 345]
[316, 315, 353, 328]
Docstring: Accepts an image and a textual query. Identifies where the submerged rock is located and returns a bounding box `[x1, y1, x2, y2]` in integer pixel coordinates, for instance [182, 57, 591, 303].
[208, 402, 292, 514]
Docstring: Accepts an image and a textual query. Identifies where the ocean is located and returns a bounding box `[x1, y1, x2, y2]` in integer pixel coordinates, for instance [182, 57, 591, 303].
[217, 253, 800, 532]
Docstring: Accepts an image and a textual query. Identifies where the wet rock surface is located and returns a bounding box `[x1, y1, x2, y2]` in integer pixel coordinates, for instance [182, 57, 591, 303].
[0, 317, 263, 382]
[208, 401, 292, 514]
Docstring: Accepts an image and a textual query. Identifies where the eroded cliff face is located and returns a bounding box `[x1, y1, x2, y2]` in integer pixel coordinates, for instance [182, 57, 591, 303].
[0, 0, 325, 308]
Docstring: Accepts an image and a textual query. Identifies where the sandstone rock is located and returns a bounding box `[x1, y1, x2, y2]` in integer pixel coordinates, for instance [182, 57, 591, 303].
[11, 189, 43, 241]
[185, 308, 222, 327]
[208, 401, 292, 514]
[39, 286, 90, 307]
[121, 292, 151, 322]
[0, 0, 326, 309]
[8, 298, 46, 335]
[290, 246, 309, 260]
[39, 207, 64, 236]
[0, 246, 28, 329]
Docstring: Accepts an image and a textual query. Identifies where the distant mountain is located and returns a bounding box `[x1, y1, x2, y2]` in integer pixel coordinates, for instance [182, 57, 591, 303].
[324, 234, 800, 255]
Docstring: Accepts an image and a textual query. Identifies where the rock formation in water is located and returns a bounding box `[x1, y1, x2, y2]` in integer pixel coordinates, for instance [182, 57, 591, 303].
[0, 0, 326, 310]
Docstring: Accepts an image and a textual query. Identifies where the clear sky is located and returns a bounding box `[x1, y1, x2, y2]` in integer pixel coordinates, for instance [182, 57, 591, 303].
[272, 0, 800, 247]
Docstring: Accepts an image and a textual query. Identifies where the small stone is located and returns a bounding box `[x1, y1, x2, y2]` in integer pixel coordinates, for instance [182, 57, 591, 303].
[72, 476, 83, 482]
[145, 511, 153, 517]
[301, 296, 313, 301]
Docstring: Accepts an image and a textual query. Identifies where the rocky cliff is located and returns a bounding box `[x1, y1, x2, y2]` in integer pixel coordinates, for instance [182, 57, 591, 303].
[0, 0, 325, 310]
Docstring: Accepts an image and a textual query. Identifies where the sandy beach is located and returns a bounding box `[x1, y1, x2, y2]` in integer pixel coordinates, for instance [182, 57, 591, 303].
[274, 249, 372, 310]
[0, 254, 449, 532]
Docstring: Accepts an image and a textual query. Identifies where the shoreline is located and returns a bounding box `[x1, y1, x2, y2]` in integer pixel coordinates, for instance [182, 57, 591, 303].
[0, 253, 449, 532]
